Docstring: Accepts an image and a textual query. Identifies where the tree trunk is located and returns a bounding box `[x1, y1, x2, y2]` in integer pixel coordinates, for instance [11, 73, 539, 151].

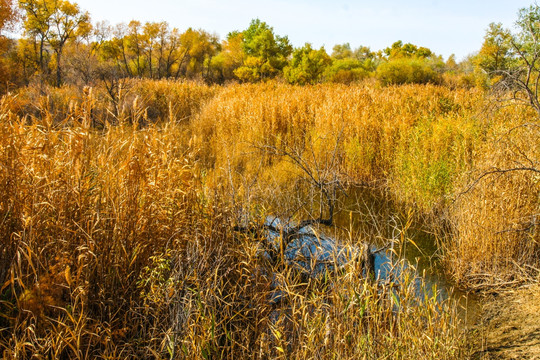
[56, 48, 63, 87]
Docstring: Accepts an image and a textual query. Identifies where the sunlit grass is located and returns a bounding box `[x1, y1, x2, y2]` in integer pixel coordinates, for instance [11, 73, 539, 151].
[0, 79, 538, 357]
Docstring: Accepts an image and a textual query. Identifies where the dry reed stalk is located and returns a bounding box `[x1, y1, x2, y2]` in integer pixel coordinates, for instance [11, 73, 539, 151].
[0, 81, 497, 358]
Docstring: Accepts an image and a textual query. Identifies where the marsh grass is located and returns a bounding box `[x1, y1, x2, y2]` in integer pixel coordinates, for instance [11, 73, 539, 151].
[447, 117, 540, 289]
[6, 79, 219, 126]
[189, 81, 538, 290]
[191, 82, 484, 211]
[0, 83, 468, 359]
[2, 79, 539, 357]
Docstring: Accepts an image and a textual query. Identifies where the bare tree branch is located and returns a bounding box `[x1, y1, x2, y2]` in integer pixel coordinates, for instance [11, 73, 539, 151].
[456, 166, 540, 200]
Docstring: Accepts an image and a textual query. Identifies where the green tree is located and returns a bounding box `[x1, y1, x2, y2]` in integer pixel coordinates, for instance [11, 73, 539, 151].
[377, 57, 440, 86]
[474, 23, 512, 74]
[353, 45, 376, 62]
[234, 19, 292, 82]
[284, 43, 331, 85]
[327, 44, 377, 83]
[324, 58, 369, 84]
[384, 40, 433, 60]
[446, 54, 458, 72]
[489, 4, 540, 114]
[331, 43, 353, 60]
[377, 41, 443, 86]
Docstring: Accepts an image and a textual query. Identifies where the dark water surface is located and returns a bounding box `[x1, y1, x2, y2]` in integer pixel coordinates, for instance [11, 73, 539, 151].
[267, 185, 480, 326]
[337, 186, 481, 326]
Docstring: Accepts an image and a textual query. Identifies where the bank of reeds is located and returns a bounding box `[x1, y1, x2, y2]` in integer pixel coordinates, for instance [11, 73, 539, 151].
[188, 82, 539, 289]
[447, 114, 540, 289]
[0, 86, 466, 358]
[2, 79, 539, 357]
[7, 79, 219, 126]
[191, 82, 483, 211]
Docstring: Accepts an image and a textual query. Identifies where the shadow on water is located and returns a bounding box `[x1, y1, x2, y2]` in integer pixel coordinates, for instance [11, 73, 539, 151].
[340, 185, 481, 326]
[266, 185, 481, 326]
[338, 185, 481, 325]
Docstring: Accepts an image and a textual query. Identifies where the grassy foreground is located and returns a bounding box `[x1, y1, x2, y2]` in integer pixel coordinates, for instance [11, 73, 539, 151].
[0, 79, 538, 358]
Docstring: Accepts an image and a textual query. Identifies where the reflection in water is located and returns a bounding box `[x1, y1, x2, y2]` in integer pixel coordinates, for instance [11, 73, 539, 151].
[337, 186, 480, 324]
[265, 185, 480, 325]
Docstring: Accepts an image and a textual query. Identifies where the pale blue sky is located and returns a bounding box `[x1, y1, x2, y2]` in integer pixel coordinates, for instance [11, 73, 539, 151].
[73, 0, 533, 61]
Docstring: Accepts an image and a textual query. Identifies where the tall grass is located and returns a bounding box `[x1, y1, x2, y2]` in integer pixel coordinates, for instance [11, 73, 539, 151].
[188, 81, 539, 288]
[0, 91, 206, 357]
[2, 79, 538, 357]
[7, 79, 219, 126]
[0, 84, 467, 358]
[191, 82, 483, 211]
[446, 110, 540, 288]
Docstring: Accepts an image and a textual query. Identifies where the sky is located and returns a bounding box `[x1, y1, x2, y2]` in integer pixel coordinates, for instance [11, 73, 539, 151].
[71, 0, 533, 61]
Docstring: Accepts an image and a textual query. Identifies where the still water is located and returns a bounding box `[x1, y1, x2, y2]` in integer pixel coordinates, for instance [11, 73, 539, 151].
[264, 185, 480, 326]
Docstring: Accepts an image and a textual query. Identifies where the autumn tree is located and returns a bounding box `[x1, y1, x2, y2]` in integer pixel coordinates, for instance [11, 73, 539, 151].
[445, 54, 458, 71]
[0, 0, 20, 89]
[19, 0, 53, 75]
[141, 21, 159, 78]
[234, 19, 292, 82]
[153, 22, 180, 78]
[172, 28, 219, 80]
[474, 23, 513, 75]
[98, 23, 219, 81]
[136, 21, 186, 79]
[181, 28, 219, 80]
[283, 43, 331, 85]
[99, 23, 133, 77]
[0, 0, 19, 35]
[20, 0, 91, 86]
[62, 20, 110, 85]
[210, 31, 243, 83]
[125, 20, 145, 76]
[48, 0, 91, 86]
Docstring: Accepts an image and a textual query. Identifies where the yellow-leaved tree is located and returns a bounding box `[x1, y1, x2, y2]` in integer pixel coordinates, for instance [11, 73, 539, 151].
[19, 0, 91, 86]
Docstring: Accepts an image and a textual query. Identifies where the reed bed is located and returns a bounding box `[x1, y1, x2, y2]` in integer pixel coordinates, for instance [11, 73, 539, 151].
[191, 82, 483, 211]
[446, 111, 540, 289]
[188, 81, 539, 289]
[7, 79, 220, 126]
[1, 79, 538, 358]
[0, 85, 467, 359]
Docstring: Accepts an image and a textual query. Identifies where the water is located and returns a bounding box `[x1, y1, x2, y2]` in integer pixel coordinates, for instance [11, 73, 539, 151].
[263, 185, 481, 325]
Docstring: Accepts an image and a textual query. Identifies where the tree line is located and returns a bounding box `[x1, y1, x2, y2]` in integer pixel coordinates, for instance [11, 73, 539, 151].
[0, 0, 538, 92]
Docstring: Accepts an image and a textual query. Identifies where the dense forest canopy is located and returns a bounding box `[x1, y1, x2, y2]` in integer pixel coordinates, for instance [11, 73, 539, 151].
[0, 0, 536, 92]
[0, 0, 540, 97]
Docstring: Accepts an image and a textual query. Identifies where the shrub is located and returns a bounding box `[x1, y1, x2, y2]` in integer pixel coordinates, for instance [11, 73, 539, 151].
[324, 58, 370, 84]
[377, 58, 441, 86]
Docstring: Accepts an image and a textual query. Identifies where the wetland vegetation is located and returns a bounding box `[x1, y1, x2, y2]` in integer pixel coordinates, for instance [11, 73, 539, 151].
[0, 1, 539, 359]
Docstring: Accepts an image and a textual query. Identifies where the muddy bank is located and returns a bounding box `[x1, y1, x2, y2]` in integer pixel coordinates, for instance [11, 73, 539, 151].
[471, 284, 540, 359]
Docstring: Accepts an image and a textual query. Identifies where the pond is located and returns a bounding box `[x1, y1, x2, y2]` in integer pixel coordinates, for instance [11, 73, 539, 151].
[263, 185, 481, 326]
